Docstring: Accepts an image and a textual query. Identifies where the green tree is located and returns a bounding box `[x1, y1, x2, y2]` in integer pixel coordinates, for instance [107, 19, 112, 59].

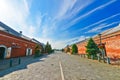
[72, 44, 78, 54]
[48, 44, 52, 53]
[34, 44, 42, 57]
[86, 38, 99, 59]
[45, 42, 52, 54]
[61, 48, 64, 52]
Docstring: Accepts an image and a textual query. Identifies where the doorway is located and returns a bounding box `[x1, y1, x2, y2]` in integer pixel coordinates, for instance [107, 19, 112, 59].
[0, 47, 5, 59]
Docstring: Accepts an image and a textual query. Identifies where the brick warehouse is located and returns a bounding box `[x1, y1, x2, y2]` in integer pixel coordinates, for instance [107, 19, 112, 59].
[0, 22, 42, 59]
[66, 24, 120, 58]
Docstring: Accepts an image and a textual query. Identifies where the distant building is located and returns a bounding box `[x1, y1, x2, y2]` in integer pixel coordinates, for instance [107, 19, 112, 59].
[0, 21, 42, 59]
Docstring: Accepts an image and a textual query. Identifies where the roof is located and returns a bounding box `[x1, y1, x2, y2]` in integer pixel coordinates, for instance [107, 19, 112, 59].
[31, 38, 41, 44]
[101, 24, 120, 35]
[0, 21, 42, 44]
[92, 23, 120, 39]
[32, 38, 45, 47]
[0, 21, 21, 37]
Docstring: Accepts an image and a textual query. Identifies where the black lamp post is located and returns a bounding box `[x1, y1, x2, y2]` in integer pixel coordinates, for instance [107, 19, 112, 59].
[98, 33, 105, 62]
[98, 34, 102, 44]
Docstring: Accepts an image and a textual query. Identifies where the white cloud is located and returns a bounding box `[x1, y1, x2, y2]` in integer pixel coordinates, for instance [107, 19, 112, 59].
[0, 0, 29, 25]
[55, 0, 77, 19]
[36, 36, 89, 49]
[62, 0, 117, 30]
[0, 0, 39, 38]
[87, 23, 107, 33]
[0, 0, 44, 39]
[52, 41, 67, 49]
[87, 21, 120, 33]
[66, 36, 89, 45]
[65, 0, 93, 18]
[36, 37, 65, 49]
[0, 0, 118, 49]
[40, 0, 94, 39]
[75, 13, 120, 33]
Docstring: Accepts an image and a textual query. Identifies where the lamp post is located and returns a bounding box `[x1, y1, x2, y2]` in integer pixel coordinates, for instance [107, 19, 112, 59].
[98, 34, 102, 44]
[97, 34, 101, 62]
[98, 33, 105, 62]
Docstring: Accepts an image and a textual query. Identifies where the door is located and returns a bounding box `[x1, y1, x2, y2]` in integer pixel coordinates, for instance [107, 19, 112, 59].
[26, 48, 32, 56]
[0, 47, 5, 59]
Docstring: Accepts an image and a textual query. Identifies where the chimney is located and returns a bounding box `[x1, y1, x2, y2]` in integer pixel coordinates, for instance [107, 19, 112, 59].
[19, 31, 22, 36]
[6, 29, 9, 33]
[20, 31, 22, 34]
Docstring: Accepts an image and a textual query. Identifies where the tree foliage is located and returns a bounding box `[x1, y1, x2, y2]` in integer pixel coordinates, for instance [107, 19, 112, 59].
[61, 48, 64, 52]
[86, 38, 99, 58]
[45, 42, 52, 54]
[72, 44, 78, 54]
[34, 44, 42, 57]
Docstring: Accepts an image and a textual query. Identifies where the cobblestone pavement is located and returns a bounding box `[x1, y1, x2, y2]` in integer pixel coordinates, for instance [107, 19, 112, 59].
[0, 51, 120, 80]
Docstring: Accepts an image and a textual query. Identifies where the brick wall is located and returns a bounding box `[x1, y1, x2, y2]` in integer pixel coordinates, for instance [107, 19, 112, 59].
[100, 34, 120, 58]
[76, 31, 120, 58]
[76, 42, 86, 54]
[0, 30, 36, 58]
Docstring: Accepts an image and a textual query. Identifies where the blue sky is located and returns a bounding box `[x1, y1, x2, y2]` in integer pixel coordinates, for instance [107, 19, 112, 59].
[0, 0, 120, 49]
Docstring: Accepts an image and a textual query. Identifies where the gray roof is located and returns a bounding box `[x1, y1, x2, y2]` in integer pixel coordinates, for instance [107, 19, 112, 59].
[101, 24, 120, 35]
[92, 23, 120, 38]
[31, 38, 41, 44]
[0, 21, 42, 44]
[32, 38, 45, 47]
[0, 21, 21, 37]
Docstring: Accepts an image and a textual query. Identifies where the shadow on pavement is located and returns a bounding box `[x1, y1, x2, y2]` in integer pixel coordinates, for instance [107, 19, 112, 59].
[0, 54, 49, 77]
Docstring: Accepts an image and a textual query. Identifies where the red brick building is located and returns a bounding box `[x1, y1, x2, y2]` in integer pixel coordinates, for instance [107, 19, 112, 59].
[75, 24, 120, 58]
[65, 24, 120, 58]
[0, 22, 42, 59]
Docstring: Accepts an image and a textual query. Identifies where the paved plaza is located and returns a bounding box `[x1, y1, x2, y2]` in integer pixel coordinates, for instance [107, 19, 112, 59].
[0, 51, 120, 80]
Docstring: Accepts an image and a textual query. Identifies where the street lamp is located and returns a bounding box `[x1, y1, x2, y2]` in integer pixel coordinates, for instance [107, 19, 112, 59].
[98, 33, 105, 62]
[98, 33, 102, 44]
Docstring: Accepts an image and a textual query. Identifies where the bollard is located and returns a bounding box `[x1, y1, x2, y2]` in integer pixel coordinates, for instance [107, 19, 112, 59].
[84, 54, 85, 58]
[107, 57, 110, 64]
[18, 57, 21, 64]
[98, 56, 100, 62]
[10, 59, 12, 67]
[91, 55, 94, 60]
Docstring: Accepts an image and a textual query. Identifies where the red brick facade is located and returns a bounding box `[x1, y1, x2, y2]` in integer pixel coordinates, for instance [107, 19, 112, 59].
[76, 41, 86, 55]
[62, 24, 120, 59]
[76, 29, 120, 58]
[0, 30, 37, 59]
[94, 31, 120, 58]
